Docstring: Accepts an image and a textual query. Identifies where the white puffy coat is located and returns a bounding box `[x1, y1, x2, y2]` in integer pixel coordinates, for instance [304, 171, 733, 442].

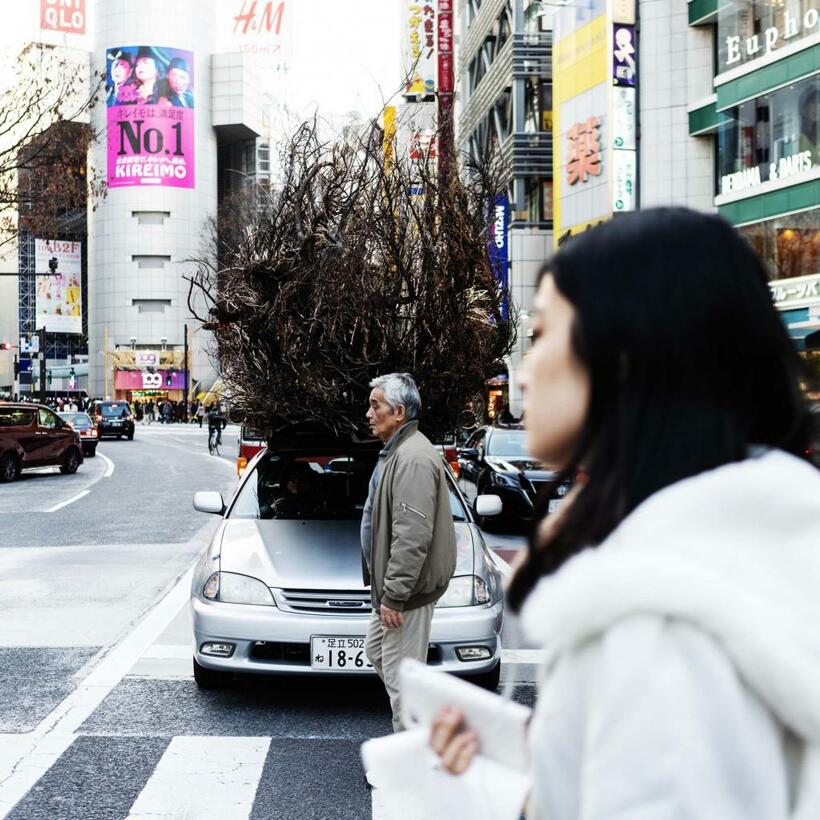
[519, 449, 820, 819]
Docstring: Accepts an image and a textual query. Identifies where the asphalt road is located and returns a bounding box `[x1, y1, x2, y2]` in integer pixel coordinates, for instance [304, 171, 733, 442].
[0, 424, 535, 820]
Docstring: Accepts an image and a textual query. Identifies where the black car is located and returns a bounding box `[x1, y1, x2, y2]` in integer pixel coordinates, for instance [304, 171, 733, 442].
[91, 400, 135, 440]
[457, 426, 570, 523]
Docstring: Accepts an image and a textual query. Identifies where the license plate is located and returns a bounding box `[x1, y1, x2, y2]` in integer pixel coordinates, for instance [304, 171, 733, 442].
[310, 636, 372, 671]
[548, 498, 562, 514]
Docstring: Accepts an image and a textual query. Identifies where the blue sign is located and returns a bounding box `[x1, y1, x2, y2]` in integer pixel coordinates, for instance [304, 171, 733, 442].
[19, 357, 32, 373]
[488, 194, 509, 320]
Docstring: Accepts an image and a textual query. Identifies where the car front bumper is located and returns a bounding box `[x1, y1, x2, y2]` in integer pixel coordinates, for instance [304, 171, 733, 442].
[190, 595, 503, 678]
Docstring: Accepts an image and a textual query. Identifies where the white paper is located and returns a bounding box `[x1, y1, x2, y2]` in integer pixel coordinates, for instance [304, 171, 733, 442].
[362, 729, 530, 820]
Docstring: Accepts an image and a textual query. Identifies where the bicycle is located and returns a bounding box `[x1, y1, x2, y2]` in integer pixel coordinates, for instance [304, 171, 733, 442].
[208, 426, 221, 456]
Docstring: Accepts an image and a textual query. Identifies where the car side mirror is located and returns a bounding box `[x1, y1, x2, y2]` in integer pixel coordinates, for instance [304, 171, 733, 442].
[475, 494, 503, 518]
[193, 491, 225, 516]
[459, 447, 480, 460]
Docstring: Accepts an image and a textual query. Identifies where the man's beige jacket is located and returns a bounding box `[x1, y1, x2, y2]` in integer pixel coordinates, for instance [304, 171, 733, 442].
[365, 421, 457, 612]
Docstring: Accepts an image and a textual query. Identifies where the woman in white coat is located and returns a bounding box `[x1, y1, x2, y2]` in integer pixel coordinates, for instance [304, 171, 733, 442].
[431, 207, 820, 818]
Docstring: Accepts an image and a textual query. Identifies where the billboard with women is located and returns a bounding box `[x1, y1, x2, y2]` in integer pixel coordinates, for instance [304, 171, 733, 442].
[35, 239, 82, 335]
[105, 46, 195, 189]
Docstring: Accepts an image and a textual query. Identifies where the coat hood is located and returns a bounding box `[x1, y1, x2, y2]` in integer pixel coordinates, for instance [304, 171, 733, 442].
[521, 449, 820, 745]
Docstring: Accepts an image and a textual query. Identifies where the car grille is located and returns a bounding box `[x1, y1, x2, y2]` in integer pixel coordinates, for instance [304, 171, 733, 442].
[276, 589, 372, 615]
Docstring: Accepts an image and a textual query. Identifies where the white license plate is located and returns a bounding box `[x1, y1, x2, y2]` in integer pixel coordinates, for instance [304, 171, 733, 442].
[548, 498, 563, 514]
[310, 636, 373, 671]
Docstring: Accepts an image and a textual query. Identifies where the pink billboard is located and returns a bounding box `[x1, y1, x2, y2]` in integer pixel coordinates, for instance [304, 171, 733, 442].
[106, 46, 195, 189]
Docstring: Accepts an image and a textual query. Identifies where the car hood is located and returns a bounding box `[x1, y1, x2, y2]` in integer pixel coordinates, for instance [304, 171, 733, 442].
[218, 518, 477, 589]
[485, 456, 555, 480]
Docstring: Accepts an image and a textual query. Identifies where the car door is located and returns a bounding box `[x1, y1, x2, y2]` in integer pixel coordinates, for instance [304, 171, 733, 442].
[458, 429, 486, 502]
[36, 408, 66, 466]
[1, 408, 38, 465]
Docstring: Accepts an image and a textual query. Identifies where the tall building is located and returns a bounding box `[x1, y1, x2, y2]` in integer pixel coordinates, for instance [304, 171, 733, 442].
[456, 0, 553, 416]
[5, 0, 284, 403]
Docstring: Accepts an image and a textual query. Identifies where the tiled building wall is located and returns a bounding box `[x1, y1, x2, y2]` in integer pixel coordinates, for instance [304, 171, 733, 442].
[87, 0, 219, 396]
[639, 0, 715, 211]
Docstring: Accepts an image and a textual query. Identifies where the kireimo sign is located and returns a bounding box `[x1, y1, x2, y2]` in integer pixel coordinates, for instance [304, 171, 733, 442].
[725, 7, 819, 66]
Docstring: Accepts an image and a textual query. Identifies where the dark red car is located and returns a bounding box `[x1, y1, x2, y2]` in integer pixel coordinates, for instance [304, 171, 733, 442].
[0, 402, 84, 482]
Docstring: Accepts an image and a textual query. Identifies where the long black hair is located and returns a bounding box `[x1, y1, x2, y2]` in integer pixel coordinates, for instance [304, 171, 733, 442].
[507, 207, 814, 611]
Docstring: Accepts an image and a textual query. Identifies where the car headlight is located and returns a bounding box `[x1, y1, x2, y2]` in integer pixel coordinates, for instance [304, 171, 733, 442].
[202, 572, 276, 606]
[490, 471, 519, 489]
[436, 575, 491, 608]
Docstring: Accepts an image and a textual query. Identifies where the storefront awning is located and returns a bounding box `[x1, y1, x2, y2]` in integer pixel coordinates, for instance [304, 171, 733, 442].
[787, 322, 820, 351]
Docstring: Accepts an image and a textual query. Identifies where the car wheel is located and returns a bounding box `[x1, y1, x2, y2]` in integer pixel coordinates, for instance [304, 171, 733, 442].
[0, 452, 19, 483]
[466, 662, 501, 692]
[60, 447, 81, 475]
[193, 657, 234, 689]
[86, 446, 97, 458]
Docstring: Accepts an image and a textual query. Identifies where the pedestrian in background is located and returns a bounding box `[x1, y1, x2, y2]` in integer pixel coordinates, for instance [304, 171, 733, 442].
[362, 373, 457, 732]
[195, 401, 205, 428]
[431, 208, 820, 818]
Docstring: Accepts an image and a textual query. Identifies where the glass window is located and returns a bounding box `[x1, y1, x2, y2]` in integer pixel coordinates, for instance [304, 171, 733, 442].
[739, 210, 820, 282]
[0, 408, 34, 427]
[717, 0, 819, 73]
[230, 451, 468, 521]
[717, 75, 819, 196]
[38, 409, 57, 429]
[101, 402, 131, 418]
[487, 430, 529, 457]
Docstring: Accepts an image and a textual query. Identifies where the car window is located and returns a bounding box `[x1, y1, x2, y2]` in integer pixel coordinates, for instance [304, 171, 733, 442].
[61, 413, 91, 429]
[487, 430, 528, 457]
[101, 404, 131, 418]
[38, 408, 58, 429]
[466, 429, 486, 449]
[230, 451, 468, 522]
[0, 408, 35, 427]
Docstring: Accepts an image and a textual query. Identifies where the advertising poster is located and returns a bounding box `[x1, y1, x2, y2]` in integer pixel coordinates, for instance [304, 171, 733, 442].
[403, 2, 437, 97]
[35, 239, 82, 335]
[106, 46, 195, 189]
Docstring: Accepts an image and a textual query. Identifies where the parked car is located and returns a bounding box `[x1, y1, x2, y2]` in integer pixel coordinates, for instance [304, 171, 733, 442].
[457, 425, 571, 523]
[190, 427, 505, 690]
[90, 400, 135, 440]
[58, 411, 98, 457]
[0, 402, 83, 482]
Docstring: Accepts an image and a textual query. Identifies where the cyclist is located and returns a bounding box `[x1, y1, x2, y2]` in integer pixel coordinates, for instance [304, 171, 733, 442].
[207, 404, 224, 450]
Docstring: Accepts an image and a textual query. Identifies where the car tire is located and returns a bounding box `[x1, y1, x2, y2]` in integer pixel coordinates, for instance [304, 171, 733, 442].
[60, 447, 81, 475]
[193, 657, 234, 689]
[466, 662, 501, 692]
[0, 452, 19, 483]
[86, 446, 96, 458]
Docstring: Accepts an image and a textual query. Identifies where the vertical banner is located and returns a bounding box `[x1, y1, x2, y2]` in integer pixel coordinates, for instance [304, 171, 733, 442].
[437, 0, 453, 95]
[403, 2, 437, 97]
[488, 195, 509, 320]
[106, 46, 195, 189]
[35, 239, 82, 335]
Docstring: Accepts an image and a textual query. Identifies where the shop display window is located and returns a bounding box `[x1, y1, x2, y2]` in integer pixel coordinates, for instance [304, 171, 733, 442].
[717, 0, 819, 73]
[717, 75, 819, 196]
[739, 210, 820, 282]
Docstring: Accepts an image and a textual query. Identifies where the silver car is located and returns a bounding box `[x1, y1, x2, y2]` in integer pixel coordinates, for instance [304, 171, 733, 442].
[190, 439, 505, 689]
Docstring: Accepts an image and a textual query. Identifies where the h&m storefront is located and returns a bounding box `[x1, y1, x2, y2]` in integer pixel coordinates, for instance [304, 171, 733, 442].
[704, 0, 820, 395]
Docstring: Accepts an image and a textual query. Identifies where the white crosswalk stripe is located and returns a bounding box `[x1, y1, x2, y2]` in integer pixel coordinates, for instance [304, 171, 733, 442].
[126, 736, 270, 820]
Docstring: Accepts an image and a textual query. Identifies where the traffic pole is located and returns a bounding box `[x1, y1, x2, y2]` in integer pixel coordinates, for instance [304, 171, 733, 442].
[38, 327, 47, 405]
[183, 323, 189, 421]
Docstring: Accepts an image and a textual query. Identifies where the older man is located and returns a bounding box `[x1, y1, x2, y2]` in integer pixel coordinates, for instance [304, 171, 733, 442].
[362, 373, 457, 732]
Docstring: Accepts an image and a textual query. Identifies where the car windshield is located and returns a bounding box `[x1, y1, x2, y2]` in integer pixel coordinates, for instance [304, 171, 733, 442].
[0, 408, 35, 426]
[101, 404, 130, 418]
[230, 451, 469, 522]
[61, 413, 92, 428]
[487, 430, 529, 458]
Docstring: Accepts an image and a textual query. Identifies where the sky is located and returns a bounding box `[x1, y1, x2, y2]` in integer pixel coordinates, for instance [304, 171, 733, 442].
[0, 0, 404, 124]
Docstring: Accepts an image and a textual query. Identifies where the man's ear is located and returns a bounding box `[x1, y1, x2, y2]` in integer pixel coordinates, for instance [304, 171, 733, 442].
[395, 404, 407, 423]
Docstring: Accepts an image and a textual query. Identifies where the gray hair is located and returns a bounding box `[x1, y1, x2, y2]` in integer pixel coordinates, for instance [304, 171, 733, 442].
[369, 373, 421, 420]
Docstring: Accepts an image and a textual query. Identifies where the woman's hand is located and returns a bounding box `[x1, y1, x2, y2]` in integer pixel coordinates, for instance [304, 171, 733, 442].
[429, 706, 479, 774]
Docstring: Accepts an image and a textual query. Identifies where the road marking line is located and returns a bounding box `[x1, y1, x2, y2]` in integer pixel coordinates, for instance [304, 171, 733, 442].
[0, 518, 222, 819]
[45, 489, 90, 513]
[126, 736, 270, 820]
[97, 451, 115, 478]
[142, 644, 190, 659]
[502, 649, 543, 664]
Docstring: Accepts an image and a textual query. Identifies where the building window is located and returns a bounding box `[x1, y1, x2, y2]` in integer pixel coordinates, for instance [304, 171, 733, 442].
[717, 75, 819, 196]
[132, 299, 172, 314]
[739, 210, 819, 283]
[717, 0, 819, 73]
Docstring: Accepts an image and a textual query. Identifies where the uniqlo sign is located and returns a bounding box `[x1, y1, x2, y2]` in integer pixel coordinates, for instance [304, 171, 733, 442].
[41, 0, 86, 34]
